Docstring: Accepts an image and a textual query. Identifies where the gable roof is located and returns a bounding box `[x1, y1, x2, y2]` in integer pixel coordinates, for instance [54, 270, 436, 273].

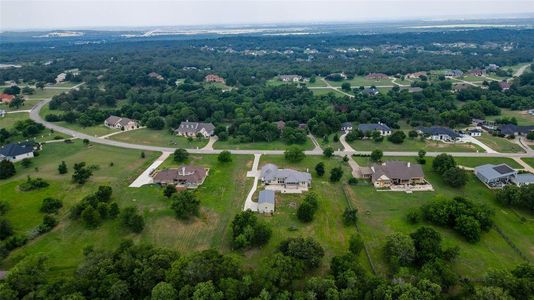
[358, 123, 391, 132]
[514, 173, 534, 185]
[0, 142, 34, 157]
[260, 163, 312, 184]
[498, 124, 534, 135]
[258, 190, 275, 205]
[419, 126, 461, 139]
[475, 164, 517, 180]
[153, 166, 207, 185]
[371, 161, 424, 182]
[176, 121, 215, 135]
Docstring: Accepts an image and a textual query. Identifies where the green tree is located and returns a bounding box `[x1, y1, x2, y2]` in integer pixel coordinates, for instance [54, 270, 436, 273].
[151, 282, 177, 300]
[442, 167, 468, 187]
[284, 146, 305, 162]
[171, 191, 200, 219]
[20, 158, 32, 168]
[455, 215, 481, 243]
[0, 160, 16, 179]
[40, 198, 63, 214]
[58, 161, 68, 174]
[173, 148, 189, 162]
[297, 201, 316, 222]
[342, 207, 358, 226]
[432, 153, 456, 175]
[315, 162, 325, 177]
[348, 234, 364, 255]
[8, 96, 24, 109]
[163, 184, 177, 198]
[329, 166, 343, 182]
[120, 206, 145, 233]
[341, 82, 351, 91]
[388, 131, 406, 144]
[218, 150, 232, 163]
[81, 206, 101, 228]
[370, 149, 383, 162]
[384, 232, 415, 267]
[278, 237, 325, 269]
[0, 218, 14, 240]
[323, 147, 334, 158]
[72, 162, 93, 184]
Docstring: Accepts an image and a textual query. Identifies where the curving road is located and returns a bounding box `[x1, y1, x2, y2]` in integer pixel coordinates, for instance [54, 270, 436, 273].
[30, 98, 534, 158]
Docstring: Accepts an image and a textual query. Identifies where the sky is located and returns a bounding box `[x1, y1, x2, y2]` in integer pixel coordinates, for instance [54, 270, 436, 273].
[1, 0, 534, 31]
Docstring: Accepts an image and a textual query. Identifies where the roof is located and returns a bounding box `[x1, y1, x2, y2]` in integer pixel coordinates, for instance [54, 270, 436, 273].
[371, 161, 424, 182]
[153, 166, 207, 185]
[260, 163, 312, 184]
[341, 122, 352, 128]
[468, 129, 482, 133]
[475, 164, 516, 181]
[419, 126, 461, 139]
[176, 121, 215, 135]
[0, 93, 15, 102]
[362, 88, 379, 95]
[258, 190, 275, 205]
[498, 124, 534, 135]
[514, 173, 534, 184]
[358, 123, 391, 132]
[105, 115, 122, 125]
[0, 142, 34, 157]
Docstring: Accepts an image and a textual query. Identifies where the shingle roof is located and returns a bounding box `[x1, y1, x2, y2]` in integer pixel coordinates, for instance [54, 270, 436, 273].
[0, 142, 34, 157]
[419, 126, 461, 139]
[358, 123, 391, 132]
[153, 166, 207, 185]
[371, 161, 424, 182]
[258, 190, 275, 205]
[175, 121, 215, 135]
[260, 163, 312, 184]
[498, 124, 534, 136]
[514, 173, 534, 184]
[474, 164, 517, 181]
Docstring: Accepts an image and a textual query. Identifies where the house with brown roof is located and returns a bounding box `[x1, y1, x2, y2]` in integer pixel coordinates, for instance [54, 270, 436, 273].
[406, 71, 427, 79]
[0, 93, 15, 104]
[152, 166, 209, 189]
[104, 115, 139, 131]
[370, 161, 429, 190]
[499, 81, 511, 91]
[204, 74, 225, 83]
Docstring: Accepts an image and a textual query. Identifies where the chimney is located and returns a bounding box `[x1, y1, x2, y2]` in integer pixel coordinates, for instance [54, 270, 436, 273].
[407, 162, 411, 168]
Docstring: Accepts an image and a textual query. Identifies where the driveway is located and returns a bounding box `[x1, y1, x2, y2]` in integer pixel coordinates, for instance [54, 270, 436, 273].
[129, 151, 172, 187]
[461, 135, 497, 154]
[243, 154, 261, 211]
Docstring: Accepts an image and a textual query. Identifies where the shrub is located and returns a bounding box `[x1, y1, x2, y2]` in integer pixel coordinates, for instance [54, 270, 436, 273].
[37, 215, 58, 234]
[218, 150, 232, 163]
[0, 219, 14, 240]
[348, 234, 364, 255]
[342, 208, 358, 226]
[387, 131, 406, 144]
[406, 209, 421, 224]
[370, 149, 383, 162]
[120, 206, 145, 233]
[329, 167, 343, 182]
[231, 210, 272, 249]
[170, 191, 200, 219]
[0, 160, 16, 179]
[284, 146, 305, 162]
[315, 162, 325, 177]
[58, 161, 68, 174]
[173, 148, 189, 162]
[297, 193, 319, 222]
[278, 237, 325, 270]
[442, 167, 468, 188]
[40, 198, 63, 214]
[432, 153, 456, 175]
[19, 176, 49, 191]
[323, 147, 334, 158]
[348, 177, 359, 185]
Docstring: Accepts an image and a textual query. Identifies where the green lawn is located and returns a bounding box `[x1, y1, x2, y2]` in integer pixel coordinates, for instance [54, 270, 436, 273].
[353, 155, 523, 169]
[214, 137, 314, 151]
[0, 113, 69, 144]
[319, 133, 343, 152]
[310, 88, 347, 97]
[475, 133, 525, 153]
[0, 112, 28, 128]
[305, 79, 328, 87]
[522, 158, 534, 169]
[349, 136, 483, 152]
[326, 76, 394, 88]
[487, 108, 534, 126]
[109, 128, 208, 149]
[349, 156, 533, 278]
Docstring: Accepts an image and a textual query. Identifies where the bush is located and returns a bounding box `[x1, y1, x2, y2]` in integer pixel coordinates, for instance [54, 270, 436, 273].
[278, 237, 325, 270]
[173, 148, 189, 162]
[387, 131, 406, 144]
[21, 158, 32, 168]
[284, 146, 305, 162]
[58, 161, 68, 174]
[297, 193, 319, 222]
[329, 167, 343, 182]
[370, 149, 383, 162]
[37, 215, 58, 234]
[0, 160, 16, 179]
[442, 167, 468, 188]
[40, 198, 63, 214]
[315, 162, 325, 177]
[406, 209, 421, 224]
[348, 234, 364, 255]
[348, 177, 358, 185]
[323, 147, 334, 158]
[342, 208, 358, 226]
[432, 153, 456, 175]
[19, 176, 49, 191]
[218, 150, 232, 163]
[163, 184, 177, 198]
[81, 206, 101, 229]
[120, 206, 145, 233]
[170, 191, 200, 219]
[0, 219, 14, 240]
[0, 201, 9, 216]
[231, 210, 272, 249]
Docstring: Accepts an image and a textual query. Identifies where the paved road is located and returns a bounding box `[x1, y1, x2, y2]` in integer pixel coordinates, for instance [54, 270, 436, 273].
[29, 98, 534, 159]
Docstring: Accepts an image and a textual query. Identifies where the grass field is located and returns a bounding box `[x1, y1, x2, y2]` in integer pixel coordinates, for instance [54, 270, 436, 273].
[475, 133, 525, 153]
[349, 136, 483, 152]
[0, 112, 69, 143]
[214, 137, 314, 150]
[109, 128, 208, 149]
[349, 156, 533, 278]
[326, 76, 394, 88]
[522, 158, 534, 168]
[487, 108, 534, 126]
[310, 88, 347, 97]
[353, 155, 523, 169]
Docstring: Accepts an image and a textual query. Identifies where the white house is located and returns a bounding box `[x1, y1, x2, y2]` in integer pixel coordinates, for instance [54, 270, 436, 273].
[418, 127, 461, 142]
[358, 123, 392, 136]
[0, 142, 35, 162]
[258, 190, 275, 214]
[104, 116, 139, 131]
[467, 129, 482, 137]
[174, 121, 215, 138]
[340, 122, 353, 132]
[260, 164, 312, 193]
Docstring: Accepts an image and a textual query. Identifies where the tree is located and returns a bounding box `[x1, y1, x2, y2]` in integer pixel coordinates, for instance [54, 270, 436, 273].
[342, 207, 358, 226]
[95, 186, 113, 201]
[432, 153, 456, 175]
[348, 234, 364, 255]
[284, 146, 305, 162]
[341, 82, 351, 91]
[0, 218, 14, 240]
[417, 149, 426, 164]
[370, 149, 383, 162]
[329, 166, 343, 182]
[0, 160, 16, 179]
[40, 198, 63, 214]
[2, 255, 47, 298]
[36, 82, 45, 89]
[120, 206, 145, 233]
[297, 201, 316, 222]
[21, 158, 32, 168]
[388, 131, 406, 144]
[151, 282, 177, 300]
[58, 161, 68, 174]
[527, 131, 534, 141]
[323, 147, 334, 158]
[146, 117, 165, 130]
[231, 210, 272, 249]
[455, 215, 481, 243]
[72, 162, 93, 184]
[442, 167, 468, 187]
[171, 191, 200, 219]
[315, 162, 325, 177]
[409, 130, 418, 138]
[81, 206, 101, 228]
[163, 184, 177, 198]
[278, 237, 325, 269]
[410, 226, 443, 266]
[384, 233, 415, 267]
[9, 96, 24, 109]
[173, 148, 189, 162]
[218, 150, 232, 163]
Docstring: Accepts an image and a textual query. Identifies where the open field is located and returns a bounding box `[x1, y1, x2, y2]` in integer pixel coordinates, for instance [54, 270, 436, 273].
[109, 128, 208, 148]
[353, 155, 523, 169]
[349, 156, 533, 278]
[214, 137, 314, 150]
[0, 113, 69, 143]
[475, 133, 525, 153]
[487, 108, 534, 125]
[0, 112, 28, 128]
[326, 76, 394, 88]
[349, 136, 484, 152]
[522, 158, 534, 168]
[310, 88, 347, 97]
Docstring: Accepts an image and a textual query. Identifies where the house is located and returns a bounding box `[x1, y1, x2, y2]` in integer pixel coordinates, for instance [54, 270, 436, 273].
[0, 94, 15, 104]
[152, 166, 208, 188]
[452, 83, 472, 92]
[104, 116, 139, 131]
[278, 75, 302, 82]
[528, 109, 534, 116]
[370, 161, 426, 189]
[512, 173, 534, 187]
[0, 109, 5, 117]
[475, 164, 517, 188]
[55, 72, 66, 83]
[276, 120, 286, 130]
[340, 122, 353, 132]
[0, 142, 36, 162]
[406, 71, 427, 79]
[366, 73, 389, 80]
[358, 123, 392, 136]
[148, 72, 164, 80]
[485, 64, 500, 71]
[497, 124, 534, 137]
[204, 74, 225, 83]
[418, 126, 461, 141]
[175, 121, 215, 138]
[499, 81, 511, 91]
[445, 69, 464, 77]
[260, 164, 312, 192]
[298, 123, 307, 130]
[468, 69, 485, 76]
[467, 129, 482, 137]
[258, 190, 275, 214]
[361, 87, 379, 96]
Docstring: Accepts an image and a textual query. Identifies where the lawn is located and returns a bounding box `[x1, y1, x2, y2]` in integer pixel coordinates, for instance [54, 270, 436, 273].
[326, 76, 394, 88]
[0, 113, 69, 143]
[214, 137, 315, 151]
[244, 155, 370, 274]
[348, 156, 533, 278]
[319, 133, 343, 152]
[475, 133, 525, 153]
[109, 128, 208, 149]
[522, 158, 534, 169]
[0, 112, 28, 128]
[487, 108, 534, 126]
[349, 136, 483, 152]
[310, 88, 347, 97]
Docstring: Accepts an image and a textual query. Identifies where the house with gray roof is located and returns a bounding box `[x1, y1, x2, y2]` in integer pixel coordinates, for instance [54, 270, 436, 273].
[370, 161, 427, 189]
[104, 115, 139, 131]
[258, 190, 275, 213]
[512, 173, 534, 187]
[260, 163, 311, 193]
[358, 123, 392, 136]
[474, 164, 517, 188]
[0, 142, 36, 162]
[340, 122, 353, 132]
[418, 126, 461, 141]
[497, 124, 534, 137]
[175, 120, 215, 138]
[278, 75, 303, 82]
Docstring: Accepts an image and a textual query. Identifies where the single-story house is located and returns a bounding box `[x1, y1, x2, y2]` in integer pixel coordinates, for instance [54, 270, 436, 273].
[104, 116, 139, 131]
[340, 122, 353, 132]
[260, 163, 312, 192]
[152, 166, 208, 188]
[0, 93, 15, 104]
[474, 164, 516, 188]
[418, 126, 461, 141]
[175, 121, 215, 138]
[278, 75, 303, 82]
[467, 129, 482, 137]
[358, 123, 392, 136]
[204, 74, 225, 83]
[366, 73, 389, 80]
[497, 124, 534, 137]
[406, 71, 426, 79]
[148, 72, 164, 80]
[499, 81, 511, 91]
[0, 142, 36, 162]
[276, 120, 286, 130]
[361, 87, 379, 96]
[512, 173, 534, 187]
[468, 69, 485, 76]
[258, 190, 275, 214]
[445, 69, 464, 77]
[370, 161, 426, 189]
